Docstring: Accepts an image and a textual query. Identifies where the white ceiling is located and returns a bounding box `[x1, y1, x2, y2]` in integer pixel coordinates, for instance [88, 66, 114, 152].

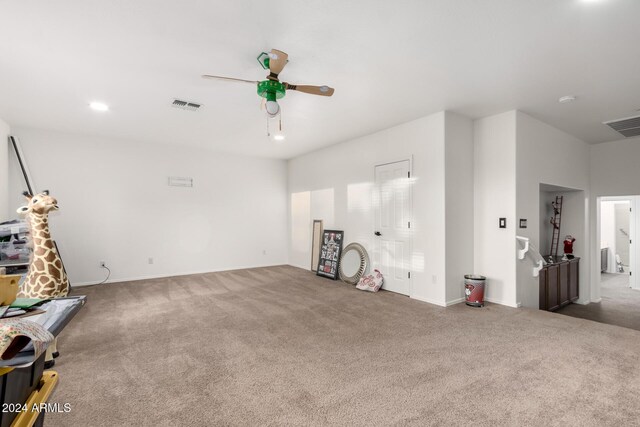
[1, 0, 639, 159]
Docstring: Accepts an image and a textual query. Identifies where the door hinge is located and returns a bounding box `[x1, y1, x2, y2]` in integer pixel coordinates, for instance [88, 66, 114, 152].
[408, 221, 411, 229]
[408, 272, 411, 279]
[407, 171, 410, 178]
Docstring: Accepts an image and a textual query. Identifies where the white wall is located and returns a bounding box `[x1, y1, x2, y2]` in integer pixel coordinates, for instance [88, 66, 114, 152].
[444, 112, 474, 303]
[0, 118, 9, 221]
[8, 127, 288, 285]
[288, 112, 453, 305]
[516, 111, 590, 308]
[473, 111, 590, 309]
[591, 137, 640, 196]
[473, 111, 517, 307]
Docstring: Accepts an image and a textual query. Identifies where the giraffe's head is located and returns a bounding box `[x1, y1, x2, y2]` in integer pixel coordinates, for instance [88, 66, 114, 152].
[16, 190, 59, 216]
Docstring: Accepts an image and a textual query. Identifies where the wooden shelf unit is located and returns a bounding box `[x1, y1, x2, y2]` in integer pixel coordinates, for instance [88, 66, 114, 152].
[539, 257, 579, 311]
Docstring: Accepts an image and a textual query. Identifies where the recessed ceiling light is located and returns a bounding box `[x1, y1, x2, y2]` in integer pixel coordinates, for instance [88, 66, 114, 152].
[558, 95, 577, 104]
[273, 134, 285, 142]
[89, 101, 109, 112]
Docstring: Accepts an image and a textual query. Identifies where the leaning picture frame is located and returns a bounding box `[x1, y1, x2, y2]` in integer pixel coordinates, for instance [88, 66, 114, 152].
[311, 220, 323, 272]
[316, 230, 344, 280]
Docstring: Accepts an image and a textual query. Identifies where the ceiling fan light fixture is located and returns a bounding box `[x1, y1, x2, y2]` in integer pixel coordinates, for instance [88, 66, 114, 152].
[265, 100, 280, 118]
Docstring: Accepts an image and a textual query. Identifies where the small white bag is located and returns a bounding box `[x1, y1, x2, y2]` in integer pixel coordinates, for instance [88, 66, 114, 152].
[356, 269, 384, 292]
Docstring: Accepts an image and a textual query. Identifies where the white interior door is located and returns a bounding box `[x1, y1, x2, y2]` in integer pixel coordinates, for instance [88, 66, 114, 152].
[614, 202, 631, 267]
[373, 160, 412, 295]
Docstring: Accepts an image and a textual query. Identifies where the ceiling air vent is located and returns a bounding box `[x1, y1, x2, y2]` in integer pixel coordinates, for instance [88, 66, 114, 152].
[604, 115, 640, 138]
[171, 99, 202, 111]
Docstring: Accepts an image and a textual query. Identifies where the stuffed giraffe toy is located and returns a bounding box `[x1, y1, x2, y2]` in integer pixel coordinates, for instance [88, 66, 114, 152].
[16, 190, 69, 299]
[16, 190, 69, 367]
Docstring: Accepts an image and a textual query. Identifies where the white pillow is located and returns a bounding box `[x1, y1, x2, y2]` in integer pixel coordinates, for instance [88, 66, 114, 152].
[356, 269, 384, 292]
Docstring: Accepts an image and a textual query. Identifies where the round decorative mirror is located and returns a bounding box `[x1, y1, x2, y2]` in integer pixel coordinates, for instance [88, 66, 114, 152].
[339, 243, 370, 285]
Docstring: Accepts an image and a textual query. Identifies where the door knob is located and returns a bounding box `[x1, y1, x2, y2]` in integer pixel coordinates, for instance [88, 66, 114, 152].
[374, 231, 382, 236]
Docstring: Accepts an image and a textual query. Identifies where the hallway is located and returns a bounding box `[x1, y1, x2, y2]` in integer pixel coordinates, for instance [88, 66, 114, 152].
[556, 273, 640, 331]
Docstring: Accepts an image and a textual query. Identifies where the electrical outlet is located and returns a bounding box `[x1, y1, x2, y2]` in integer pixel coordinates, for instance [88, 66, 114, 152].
[148, 257, 154, 265]
[99, 261, 106, 268]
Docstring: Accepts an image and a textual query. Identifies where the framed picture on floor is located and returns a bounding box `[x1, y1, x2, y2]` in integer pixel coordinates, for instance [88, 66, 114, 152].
[316, 230, 344, 280]
[311, 220, 323, 272]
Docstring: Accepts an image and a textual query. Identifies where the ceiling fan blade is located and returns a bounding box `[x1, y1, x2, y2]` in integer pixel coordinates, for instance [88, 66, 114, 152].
[284, 83, 335, 97]
[201, 75, 258, 84]
[268, 49, 289, 77]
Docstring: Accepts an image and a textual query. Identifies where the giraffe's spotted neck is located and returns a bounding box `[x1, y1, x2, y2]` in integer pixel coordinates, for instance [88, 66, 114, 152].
[27, 212, 51, 239]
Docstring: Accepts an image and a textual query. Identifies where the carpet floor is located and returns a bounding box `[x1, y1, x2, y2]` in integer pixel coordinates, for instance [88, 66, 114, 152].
[47, 266, 640, 426]
[556, 272, 640, 332]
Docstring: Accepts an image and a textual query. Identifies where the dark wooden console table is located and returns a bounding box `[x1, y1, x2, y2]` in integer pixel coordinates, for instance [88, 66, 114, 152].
[539, 256, 579, 311]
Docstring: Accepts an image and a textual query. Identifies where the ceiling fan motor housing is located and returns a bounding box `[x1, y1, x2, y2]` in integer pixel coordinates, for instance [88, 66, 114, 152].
[257, 80, 286, 101]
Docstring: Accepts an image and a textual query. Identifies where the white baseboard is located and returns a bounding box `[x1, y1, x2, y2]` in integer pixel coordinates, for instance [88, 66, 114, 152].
[483, 297, 519, 308]
[411, 295, 522, 308]
[410, 295, 517, 308]
[71, 263, 289, 287]
[440, 297, 519, 308]
[410, 295, 447, 307]
[288, 263, 311, 271]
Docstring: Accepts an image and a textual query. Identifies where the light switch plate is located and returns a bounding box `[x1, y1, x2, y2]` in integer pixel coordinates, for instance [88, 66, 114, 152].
[499, 218, 506, 228]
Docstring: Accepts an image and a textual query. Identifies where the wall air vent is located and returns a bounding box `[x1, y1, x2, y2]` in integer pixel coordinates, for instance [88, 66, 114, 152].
[171, 99, 202, 111]
[603, 115, 640, 138]
[168, 176, 193, 187]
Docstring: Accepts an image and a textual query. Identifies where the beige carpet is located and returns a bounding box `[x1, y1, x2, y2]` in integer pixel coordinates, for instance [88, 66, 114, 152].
[557, 272, 640, 332]
[47, 265, 640, 426]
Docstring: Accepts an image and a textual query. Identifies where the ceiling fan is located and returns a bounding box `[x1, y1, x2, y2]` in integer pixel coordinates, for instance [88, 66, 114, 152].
[202, 49, 335, 119]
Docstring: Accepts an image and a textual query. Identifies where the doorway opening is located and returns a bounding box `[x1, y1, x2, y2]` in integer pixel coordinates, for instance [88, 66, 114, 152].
[600, 199, 632, 279]
[557, 196, 640, 331]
